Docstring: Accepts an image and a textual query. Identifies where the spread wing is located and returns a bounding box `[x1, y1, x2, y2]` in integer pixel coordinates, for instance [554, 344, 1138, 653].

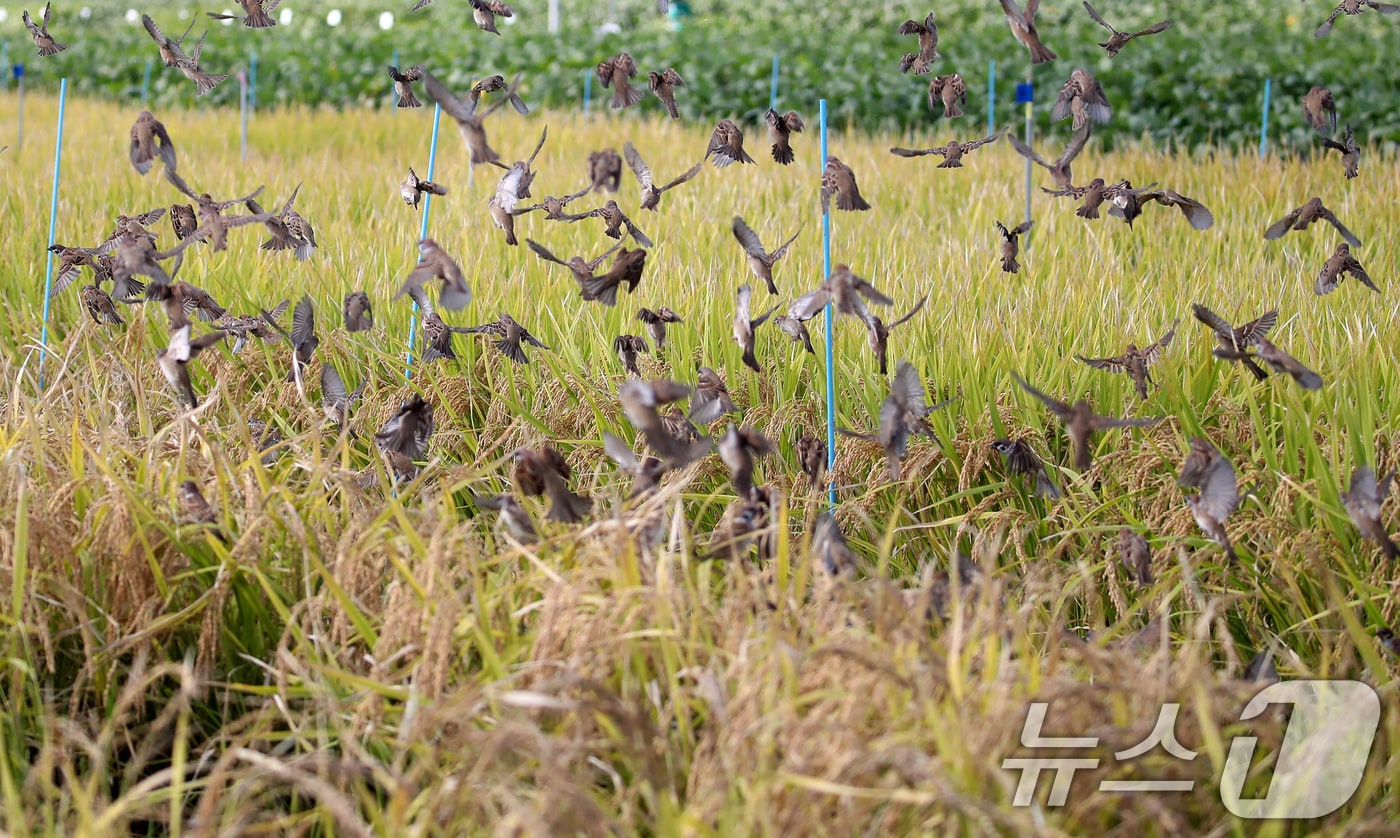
[623, 142, 653, 192]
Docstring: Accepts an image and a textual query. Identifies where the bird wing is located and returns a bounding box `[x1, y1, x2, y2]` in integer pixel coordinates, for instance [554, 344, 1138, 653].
[888, 295, 928, 331]
[1237, 309, 1278, 345]
[890, 147, 939, 157]
[290, 295, 316, 346]
[1317, 207, 1362, 247]
[421, 72, 476, 122]
[1081, 0, 1117, 33]
[1141, 318, 1180, 365]
[731, 216, 766, 257]
[1012, 372, 1072, 420]
[659, 161, 703, 193]
[526, 238, 567, 266]
[623, 142, 654, 192]
[1196, 456, 1239, 519]
[1076, 353, 1127, 373]
[1263, 205, 1303, 240]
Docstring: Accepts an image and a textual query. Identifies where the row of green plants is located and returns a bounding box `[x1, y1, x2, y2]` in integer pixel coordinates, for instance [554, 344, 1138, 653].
[5, 0, 1398, 146]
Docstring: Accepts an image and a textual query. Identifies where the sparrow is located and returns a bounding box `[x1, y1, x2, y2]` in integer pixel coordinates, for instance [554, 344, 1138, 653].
[157, 326, 226, 408]
[999, 0, 1057, 64]
[719, 424, 773, 498]
[513, 187, 592, 221]
[488, 126, 547, 200]
[207, 0, 280, 28]
[343, 291, 373, 332]
[23, 2, 67, 56]
[1074, 319, 1179, 400]
[1106, 183, 1215, 231]
[396, 237, 472, 311]
[180, 481, 226, 543]
[247, 418, 285, 464]
[421, 71, 517, 166]
[797, 431, 827, 490]
[811, 512, 858, 581]
[927, 74, 967, 118]
[526, 237, 622, 290]
[142, 13, 196, 67]
[473, 494, 539, 544]
[147, 280, 227, 331]
[623, 142, 703, 211]
[890, 133, 1001, 168]
[708, 486, 779, 562]
[1242, 646, 1279, 684]
[260, 294, 318, 385]
[216, 299, 288, 353]
[764, 109, 804, 165]
[468, 73, 529, 115]
[732, 285, 780, 373]
[1375, 627, 1400, 660]
[466, 0, 514, 34]
[618, 379, 713, 469]
[388, 65, 425, 108]
[789, 265, 893, 323]
[862, 295, 928, 376]
[247, 183, 315, 260]
[1117, 529, 1153, 585]
[774, 316, 816, 355]
[1178, 437, 1224, 491]
[597, 53, 644, 109]
[991, 437, 1060, 499]
[1012, 373, 1165, 471]
[532, 240, 645, 307]
[374, 395, 435, 460]
[1321, 123, 1361, 179]
[897, 12, 941, 75]
[174, 30, 227, 96]
[996, 220, 1033, 273]
[1213, 338, 1324, 390]
[47, 245, 112, 298]
[1342, 465, 1398, 559]
[614, 335, 649, 376]
[163, 169, 271, 251]
[839, 360, 952, 481]
[1302, 85, 1337, 136]
[1184, 452, 1239, 562]
[320, 364, 365, 428]
[580, 200, 654, 247]
[587, 148, 624, 193]
[1315, 1, 1399, 38]
[1045, 177, 1119, 220]
[1192, 304, 1277, 381]
[82, 285, 124, 326]
[1008, 124, 1092, 190]
[637, 306, 683, 349]
[648, 68, 686, 119]
[401, 286, 459, 363]
[1264, 197, 1361, 247]
[1051, 68, 1112, 130]
[170, 203, 198, 240]
[705, 119, 756, 167]
[662, 407, 702, 448]
[99, 207, 166, 249]
[489, 161, 526, 246]
[107, 232, 203, 297]
[513, 446, 593, 524]
[461, 313, 549, 364]
[1081, 2, 1172, 57]
[1316, 242, 1378, 295]
[690, 367, 739, 425]
[820, 157, 871, 211]
[732, 216, 801, 295]
[129, 111, 178, 176]
[602, 432, 667, 498]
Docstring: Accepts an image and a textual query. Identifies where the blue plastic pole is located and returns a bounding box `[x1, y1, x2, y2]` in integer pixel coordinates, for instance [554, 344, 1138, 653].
[819, 99, 835, 506]
[769, 55, 780, 111]
[1022, 73, 1033, 234]
[390, 49, 399, 107]
[1259, 78, 1271, 159]
[987, 60, 996, 135]
[405, 102, 443, 379]
[248, 51, 258, 111]
[140, 57, 153, 105]
[0, 43, 8, 91]
[582, 69, 592, 114]
[38, 78, 68, 391]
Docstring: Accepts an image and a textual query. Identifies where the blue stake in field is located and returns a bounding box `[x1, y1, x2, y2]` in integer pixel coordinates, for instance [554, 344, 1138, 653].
[1259, 78, 1272, 158]
[14, 63, 25, 152]
[38, 78, 69, 391]
[1017, 77, 1035, 237]
[582, 69, 592, 114]
[769, 55, 780, 110]
[818, 99, 836, 506]
[987, 60, 996, 135]
[405, 103, 444, 380]
[140, 57, 154, 106]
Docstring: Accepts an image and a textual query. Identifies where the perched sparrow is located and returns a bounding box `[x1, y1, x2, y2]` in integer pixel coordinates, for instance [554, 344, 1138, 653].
[1082, 2, 1172, 57]
[1051, 68, 1112, 130]
[343, 291, 373, 332]
[705, 119, 756, 167]
[991, 437, 1060, 499]
[996, 220, 1033, 273]
[789, 265, 893, 323]
[820, 156, 871, 211]
[764, 109, 804, 165]
[718, 424, 773, 498]
[1008, 124, 1092, 191]
[473, 494, 539, 544]
[648, 68, 686, 119]
[1321, 123, 1361, 179]
[774, 315, 816, 354]
[156, 326, 226, 408]
[207, 0, 279, 28]
[999, 0, 1057, 64]
[461, 314, 549, 365]
[732, 285, 780, 373]
[1074, 319, 1179, 400]
[1315, 0, 1399, 38]
[1342, 465, 1398, 559]
[129, 111, 178, 176]
[1106, 183, 1214, 231]
[623, 142, 703, 212]
[811, 512, 858, 580]
[396, 237, 472, 311]
[1315, 242, 1378, 295]
[421, 71, 519, 166]
[180, 480, 226, 544]
[1012, 373, 1164, 471]
[927, 74, 967, 118]
[839, 360, 952, 481]
[174, 29, 227, 96]
[388, 65, 425, 108]
[579, 200, 654, 247]
[1192, 303, 1277, 381]
[618, 379, 712, 469]
[636, 307, 682, 349]
[513, 446, 593, 524]
[614, 335, 649, 376]
[1117, 529, 1153, 585]
[1213, 338, 1324, 390]
[732, 216, 801, 296]
[1264, 197, 1361, 247]
[1184, 452, 1239, 563]
[708, 486, 779, 562]
[142, 13, 196, 67]
[897, 12, 941, 75]
[797, 431, 827, 491]
[689, 367, 738, 425]
[1302, 85, 1337, 136]
[862, 295, 928, 376]
[23, 2, 67, 56]
[374, 395, 434, 460]
[602, 432, 668, 498]
[597, 53, 644, 109]
[891, 132, 1001, 168]
[320, 364, 365, 428]
[1178, 437, 1224, 491]
[587, 148, 624, 193]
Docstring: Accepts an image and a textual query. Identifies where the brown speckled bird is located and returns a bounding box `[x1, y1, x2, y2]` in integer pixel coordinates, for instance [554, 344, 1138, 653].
[375, 396, 434, 467]
[1192, 304, 1276, 381]
[129, 111, 178, 176]
[157, 326, 226, 408]
[82, 285, 124, 326]
[1117, 529, 1153, 585]
[143, 13, 196, 67]
[797, 431, 827, 491]
[579, 200, 653, 247]
[1315, 1, 1399, 39]
[1184, 451, 1239, 562]
[999, 0, 1057, 64]
[343, 291, 372, 332]
[790, 265, 892, 323]
[862, 295, 927, 376]
[587, 148, 624, 192]
[996, 220, 1033, 273]
[401, 166, 448, 208]
[1303, 85, 1337, 136]
[705, 119, 756, 167]
[602, 432, 668, 499]
[1315, 242, 1378, 295]
[1213, 338, 1324, 390]
[597, 52, 644, 109]
[1045, 176, 1119, 220]
[619, 379, 712, 468]
[732, 285, 780, 372]
[732, 215, 801, 295]
[23, 2, 67, 56]
[174, 29, 227, 96]
[637, 306, 682, 349]
[719, 424, 773, 498]
[396, 237, 472, 311]
[421, 71, 517, 166]
[1264, 197, 1361, 247]
[897, 12, 940, 74]
[474, 494, 539, 544]
[891, 133, 1000, 168]
[207, 0, 280, 28]
[624, 142, 703, 211]
[839, 360, 952, 481]
[148, 280, 226, 331]
[1342, 465, 1399, 559]
[1082, 2, 1172, 57]
[388, 65, 424, 108]
[774, 315, 815, 354]
[820, 156, 871, 211]
[764, 109, 804, 165]
[991, 437, 1060, 499]
[1321, 123, 1361, 179]
[689, 367, 738, 425]
[1075, 319, 1179, 400]
[1051, 68, 1112, 130]
[514, 446, 593, 524]
[928, 74, 967, 118]
[1008, 124, 1091, 190]
[462, 313, 549, 364]
[1012, 372, 1165, 471]
[1106, 183, 1215, 230]
[648, 68, 686, 119]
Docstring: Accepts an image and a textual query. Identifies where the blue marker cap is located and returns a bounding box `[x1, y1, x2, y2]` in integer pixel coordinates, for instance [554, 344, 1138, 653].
[12, 64, 24, 79]
[1015, 82, 1033, 104]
